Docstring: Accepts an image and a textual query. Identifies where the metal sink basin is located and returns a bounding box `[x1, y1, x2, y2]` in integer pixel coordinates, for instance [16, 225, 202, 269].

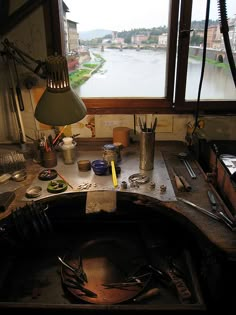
[0, 191, 205, 314]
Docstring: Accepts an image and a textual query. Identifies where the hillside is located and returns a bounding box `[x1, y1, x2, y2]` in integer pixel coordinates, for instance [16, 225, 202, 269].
[80, 29, 112, 40]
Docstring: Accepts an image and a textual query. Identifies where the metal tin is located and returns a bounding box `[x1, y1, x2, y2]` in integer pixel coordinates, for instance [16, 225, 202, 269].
[103, 144, 117, 165]
[139, 131, 155, 170]
[42, 151, 57, 168]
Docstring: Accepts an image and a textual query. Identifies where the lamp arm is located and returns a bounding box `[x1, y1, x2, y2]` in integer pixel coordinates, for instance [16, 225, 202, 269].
[1, 38, 47, 79]
[1, 39, 87, 125]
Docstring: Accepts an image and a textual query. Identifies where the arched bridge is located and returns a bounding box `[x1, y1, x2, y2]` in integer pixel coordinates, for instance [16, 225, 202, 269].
[189, 46, 236, 64]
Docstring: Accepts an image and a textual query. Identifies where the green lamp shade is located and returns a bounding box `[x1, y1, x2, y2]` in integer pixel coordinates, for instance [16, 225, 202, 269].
[35, 88, 87, 126]
[34, 55, 87, 126]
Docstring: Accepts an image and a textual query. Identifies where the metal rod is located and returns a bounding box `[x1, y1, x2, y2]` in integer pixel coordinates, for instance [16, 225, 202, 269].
[182, 159, 197, 179]
[58, 256, 85, 283]
[178, 198, 220, 220]
[6, 58, 27, 144]
[219, 211, 234, 226]
[178, 198, 236, 231]
[185, 160, 196, 178]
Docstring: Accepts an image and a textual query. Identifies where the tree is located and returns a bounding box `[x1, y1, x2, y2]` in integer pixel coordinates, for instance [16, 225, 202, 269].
[190, 31, 203, 46]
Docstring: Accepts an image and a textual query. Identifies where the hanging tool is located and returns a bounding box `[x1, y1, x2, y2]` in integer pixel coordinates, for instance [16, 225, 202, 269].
[5, 54, 26, 144]
[13, 59, 24, 111]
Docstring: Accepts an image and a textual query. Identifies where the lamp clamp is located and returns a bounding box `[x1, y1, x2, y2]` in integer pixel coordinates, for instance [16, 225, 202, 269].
[1, 38, 47, 79]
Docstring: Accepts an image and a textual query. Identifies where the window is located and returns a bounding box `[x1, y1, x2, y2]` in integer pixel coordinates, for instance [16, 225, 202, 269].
[64, 0, 169, 99]
[186, 0, 236, 101]
[45, 0, 236, 114]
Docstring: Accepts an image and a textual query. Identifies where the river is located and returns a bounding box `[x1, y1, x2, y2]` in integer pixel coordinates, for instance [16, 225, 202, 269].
[78, 48, 236, 100]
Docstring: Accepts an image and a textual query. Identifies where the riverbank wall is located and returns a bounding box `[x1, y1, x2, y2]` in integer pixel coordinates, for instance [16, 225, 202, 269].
[189, 46, 236, 64]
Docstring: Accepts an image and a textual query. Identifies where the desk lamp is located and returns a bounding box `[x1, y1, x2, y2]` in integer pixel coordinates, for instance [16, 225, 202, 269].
[2, 38, 87, 126]
[35, 54, 87, 126]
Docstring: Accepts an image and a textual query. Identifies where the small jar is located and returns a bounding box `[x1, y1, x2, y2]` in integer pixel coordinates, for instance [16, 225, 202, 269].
[42, 150, 57, 168]
[60, 137, 77, 164]
[103, 144, 117, 165]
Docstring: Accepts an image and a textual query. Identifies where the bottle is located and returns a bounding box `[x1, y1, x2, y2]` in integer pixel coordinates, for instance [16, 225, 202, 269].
[60, 137, 77, 164]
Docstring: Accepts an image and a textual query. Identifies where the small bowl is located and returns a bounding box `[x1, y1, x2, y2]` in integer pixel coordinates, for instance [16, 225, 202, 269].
[0, 173, 11, 184]
[11, 169, 27, 182]
[38, 169, 57, 181]
[78, 160, 91, 171]
[25, 186, 42, 198]
[91, 160, 108, 175]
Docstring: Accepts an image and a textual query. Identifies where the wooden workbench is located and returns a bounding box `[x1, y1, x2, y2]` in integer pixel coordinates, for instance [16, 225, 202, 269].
[1, 140, 236, 314]
[1, 141, 236, 259]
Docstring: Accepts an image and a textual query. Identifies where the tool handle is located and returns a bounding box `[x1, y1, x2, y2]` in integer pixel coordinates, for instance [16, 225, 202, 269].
[152, 117, 157, 132]
[111, 160, 118, 188]
[133, 288, 160, 302]
[138, 117, 143, 131]
[58, 256, 76, 273]
[179, 176, 192, 191]
[174, 175, 185, 191]
[207, 190, 216, 206]
[168, 270, 191, 303]
[16, 85, 24, 111]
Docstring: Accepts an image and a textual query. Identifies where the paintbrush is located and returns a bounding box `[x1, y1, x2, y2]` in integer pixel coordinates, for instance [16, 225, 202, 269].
[57, 172, 74, 189]
[152, 117, 157, 132]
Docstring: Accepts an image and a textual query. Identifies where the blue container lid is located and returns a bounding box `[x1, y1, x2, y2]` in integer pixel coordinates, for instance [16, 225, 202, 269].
[103, 144, 116, 151]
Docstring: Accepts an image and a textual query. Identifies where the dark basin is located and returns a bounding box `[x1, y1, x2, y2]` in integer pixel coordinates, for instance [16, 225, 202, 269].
[0, 191, 206, 314]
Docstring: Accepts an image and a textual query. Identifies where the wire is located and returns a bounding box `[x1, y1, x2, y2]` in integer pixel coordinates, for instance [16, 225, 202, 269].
[192, 0, 211, 136]
[217, 0, 236, 87]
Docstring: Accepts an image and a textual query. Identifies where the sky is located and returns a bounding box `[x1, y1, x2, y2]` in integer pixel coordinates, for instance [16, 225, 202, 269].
[64, 0, 235, 32]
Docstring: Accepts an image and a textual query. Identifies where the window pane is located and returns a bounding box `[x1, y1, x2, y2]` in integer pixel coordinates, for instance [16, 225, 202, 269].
[64, 0, 169, 97]
[186, 0, 236, 100]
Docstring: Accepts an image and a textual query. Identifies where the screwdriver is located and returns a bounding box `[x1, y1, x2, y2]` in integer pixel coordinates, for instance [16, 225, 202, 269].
[172, 168, 192, 192]
[178, 174, 192, 192]
[171, 168, 185, 191]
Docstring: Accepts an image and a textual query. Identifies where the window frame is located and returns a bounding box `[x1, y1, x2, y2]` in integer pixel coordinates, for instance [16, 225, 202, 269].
[43, 0, 236, 115]
[174, 0, 236, 114]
